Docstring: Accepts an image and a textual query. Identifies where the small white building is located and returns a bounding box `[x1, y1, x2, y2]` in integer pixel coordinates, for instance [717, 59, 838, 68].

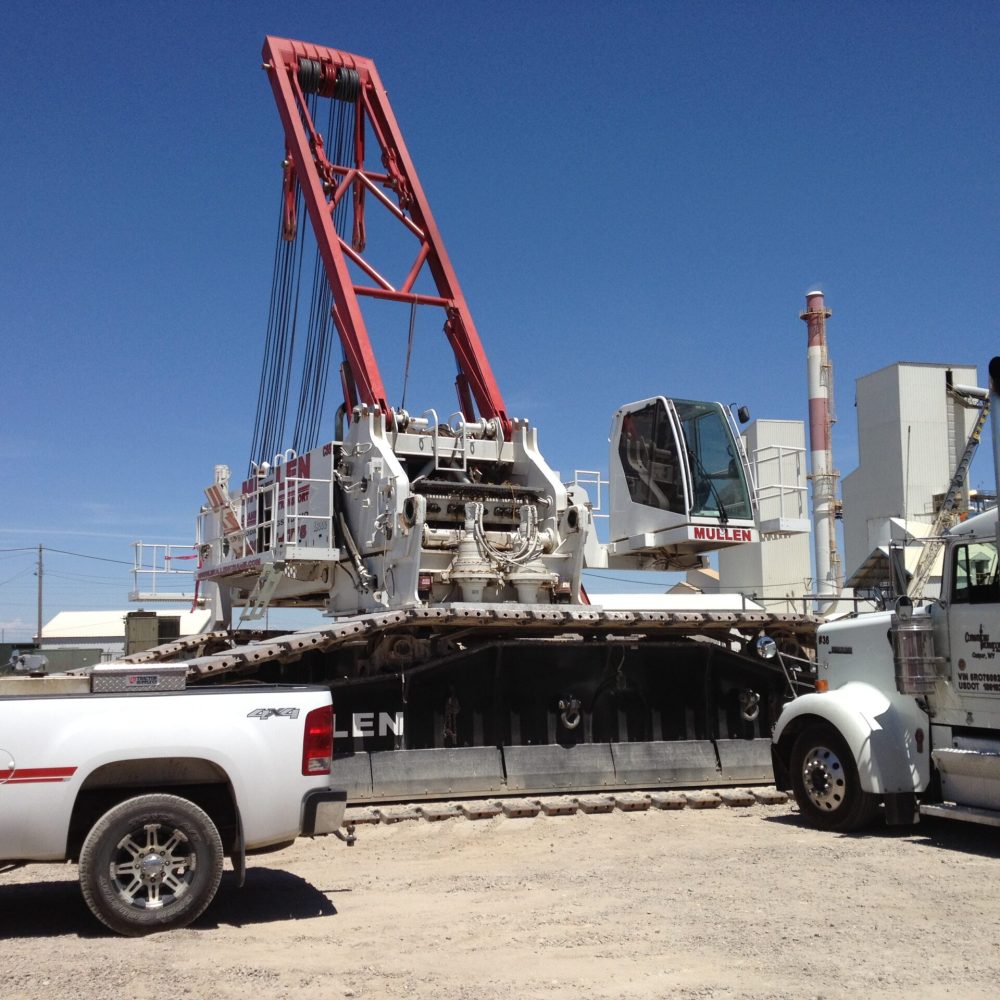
[39, 609, 215, 661]
[713, 419, 813, 613]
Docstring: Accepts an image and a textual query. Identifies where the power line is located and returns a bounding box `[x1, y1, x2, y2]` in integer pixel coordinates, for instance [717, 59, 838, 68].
[46, 568, 128, 583]
[1, 545, 133, 565]
[0, 568, 34, 588]
[581, 571, 676, 588]
[36, 547, 133, 566]
[45, 576, 128, 589]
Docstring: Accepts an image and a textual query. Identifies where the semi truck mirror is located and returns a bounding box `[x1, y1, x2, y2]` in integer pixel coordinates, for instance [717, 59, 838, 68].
[755, 635, 778, 660]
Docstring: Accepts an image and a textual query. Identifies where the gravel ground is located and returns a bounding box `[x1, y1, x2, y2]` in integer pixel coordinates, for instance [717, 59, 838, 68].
[2, 797, 1000, 1000]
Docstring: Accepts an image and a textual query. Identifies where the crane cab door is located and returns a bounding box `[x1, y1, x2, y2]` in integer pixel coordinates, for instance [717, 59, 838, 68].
[607, 396, 757, 566]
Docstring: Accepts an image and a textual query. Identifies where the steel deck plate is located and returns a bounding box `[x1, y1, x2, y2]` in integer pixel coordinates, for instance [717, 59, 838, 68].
[610, 740, 721, 787]
[370, 747, 505, 799]
[503, 743, 616, 793]
[716, 738, 774, 783]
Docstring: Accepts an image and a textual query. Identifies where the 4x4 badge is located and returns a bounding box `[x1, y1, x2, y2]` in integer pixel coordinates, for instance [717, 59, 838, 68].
[247, 707, 301, 720]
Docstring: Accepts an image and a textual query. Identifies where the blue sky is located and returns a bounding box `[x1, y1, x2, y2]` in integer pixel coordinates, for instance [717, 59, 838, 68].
[2, 1, 998, 642]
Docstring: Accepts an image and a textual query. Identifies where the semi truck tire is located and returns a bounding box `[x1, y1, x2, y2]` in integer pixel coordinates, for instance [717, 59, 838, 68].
[790, 724, 879, 832]
[79, 793, 224, 935]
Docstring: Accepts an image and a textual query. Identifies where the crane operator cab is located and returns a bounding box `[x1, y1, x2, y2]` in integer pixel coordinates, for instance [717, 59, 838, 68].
[607, 396, 758, 568]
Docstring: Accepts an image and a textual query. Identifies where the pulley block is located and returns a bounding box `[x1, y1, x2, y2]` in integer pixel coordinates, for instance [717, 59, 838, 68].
[297, 58, 360, 102]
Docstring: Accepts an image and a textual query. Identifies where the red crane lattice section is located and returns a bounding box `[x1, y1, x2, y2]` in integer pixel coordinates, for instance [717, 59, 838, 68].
[262, 36, 511, 437]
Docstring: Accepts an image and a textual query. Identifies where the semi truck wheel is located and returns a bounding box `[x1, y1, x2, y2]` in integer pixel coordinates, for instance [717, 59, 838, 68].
[79, 793, 224, 935]
[790, 724, 878, 832]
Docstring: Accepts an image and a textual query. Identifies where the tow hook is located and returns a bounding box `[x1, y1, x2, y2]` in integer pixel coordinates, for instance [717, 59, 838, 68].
[335, 824, 357, 847]
[559, 695, 582, 730]
[739, 689, 761, 722]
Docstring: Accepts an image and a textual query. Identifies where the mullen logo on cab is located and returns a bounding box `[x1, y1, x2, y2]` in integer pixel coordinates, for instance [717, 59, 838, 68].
[692, 526, 754, 543]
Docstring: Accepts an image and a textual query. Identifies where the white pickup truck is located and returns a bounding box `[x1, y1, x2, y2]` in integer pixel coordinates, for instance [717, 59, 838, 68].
[0, 662, 347, 935]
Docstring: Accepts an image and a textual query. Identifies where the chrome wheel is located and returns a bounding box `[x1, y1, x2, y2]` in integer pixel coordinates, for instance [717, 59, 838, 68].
[79, 794, 223, 935]
[789, 724, 879, 832]
[112, 822, 196, 910]
[799, 743, 846, 812]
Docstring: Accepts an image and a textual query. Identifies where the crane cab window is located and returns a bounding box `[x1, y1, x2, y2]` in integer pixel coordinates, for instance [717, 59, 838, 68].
[618, 400, 686, 514]
[673, 400, 753, 520]
[951, 540, 1000, 605]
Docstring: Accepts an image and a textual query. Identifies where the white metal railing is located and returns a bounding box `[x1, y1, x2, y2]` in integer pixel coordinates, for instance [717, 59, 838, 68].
[130, 542, 199, 602]
[751, 444, 809, 527]
[570, 470, 609, 520]
[221, 454, 337, 562]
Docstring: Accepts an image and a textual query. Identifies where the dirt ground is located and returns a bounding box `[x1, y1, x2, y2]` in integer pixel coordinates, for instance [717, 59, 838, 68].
[2, 796, 1000, 1000]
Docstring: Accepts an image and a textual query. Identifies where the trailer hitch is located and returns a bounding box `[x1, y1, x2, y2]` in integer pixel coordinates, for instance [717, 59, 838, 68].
[334, 824, 357, 847]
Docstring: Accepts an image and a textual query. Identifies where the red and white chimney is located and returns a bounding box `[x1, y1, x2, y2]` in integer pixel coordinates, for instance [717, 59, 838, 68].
[801, 290, 843, 605]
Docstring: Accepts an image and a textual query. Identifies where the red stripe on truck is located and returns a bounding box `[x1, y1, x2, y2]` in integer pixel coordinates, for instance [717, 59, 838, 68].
[0, 767, 77, 784]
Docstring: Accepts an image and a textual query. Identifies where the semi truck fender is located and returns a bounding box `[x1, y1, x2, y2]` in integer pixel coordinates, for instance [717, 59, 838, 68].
[772, 683, 930, 796]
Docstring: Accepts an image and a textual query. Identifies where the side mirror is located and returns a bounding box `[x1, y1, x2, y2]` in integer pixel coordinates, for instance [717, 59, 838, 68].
[737, 406, 750, 424]
[755, 635, 778, 660]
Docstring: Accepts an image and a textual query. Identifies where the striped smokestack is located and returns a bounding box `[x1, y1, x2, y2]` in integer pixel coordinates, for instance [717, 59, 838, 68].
[801, 290, 842, 605]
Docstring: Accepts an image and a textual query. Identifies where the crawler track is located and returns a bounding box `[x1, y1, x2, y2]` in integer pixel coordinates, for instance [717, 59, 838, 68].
[122, 604, 816, 803]
[343, 786, 790, 828]
[121, 604, 817, 679]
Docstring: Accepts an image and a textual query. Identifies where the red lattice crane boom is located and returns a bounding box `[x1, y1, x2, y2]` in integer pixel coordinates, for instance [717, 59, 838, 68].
[261, 36, 511, 436]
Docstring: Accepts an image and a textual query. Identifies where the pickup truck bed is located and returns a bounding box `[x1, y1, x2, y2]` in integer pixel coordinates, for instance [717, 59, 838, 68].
[0, 674, 347, 934]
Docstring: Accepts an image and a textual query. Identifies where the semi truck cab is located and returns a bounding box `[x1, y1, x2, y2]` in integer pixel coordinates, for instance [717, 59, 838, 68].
[771, 506, 1000, 831]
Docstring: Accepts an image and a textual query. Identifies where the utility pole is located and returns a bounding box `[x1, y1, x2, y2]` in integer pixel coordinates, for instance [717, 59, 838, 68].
[36, 544, 43, 645]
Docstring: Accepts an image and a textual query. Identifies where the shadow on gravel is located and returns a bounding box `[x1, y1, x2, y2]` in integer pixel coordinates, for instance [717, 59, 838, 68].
[0, 867, 337, 938]
[0, 876, 101, 938]
[762, 811, 1000, 857]
[894, 816, 1000, 859]
[760, 813, 807, 828]
[195, 867, 338, 929]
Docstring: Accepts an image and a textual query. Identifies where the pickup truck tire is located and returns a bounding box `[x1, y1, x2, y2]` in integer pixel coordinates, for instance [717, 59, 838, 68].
[790, 724, 879, 832]
[79, 793, 224, 936]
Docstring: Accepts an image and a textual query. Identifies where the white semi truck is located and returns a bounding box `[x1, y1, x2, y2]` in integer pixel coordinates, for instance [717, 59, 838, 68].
[770, 358, 1000, 831]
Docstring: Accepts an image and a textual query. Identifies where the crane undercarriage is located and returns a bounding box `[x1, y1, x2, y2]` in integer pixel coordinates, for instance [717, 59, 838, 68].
[123, 605, 816, 802]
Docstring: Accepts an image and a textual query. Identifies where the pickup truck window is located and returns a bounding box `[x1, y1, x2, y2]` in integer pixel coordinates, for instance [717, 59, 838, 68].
[951, 540, 1000, 605]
